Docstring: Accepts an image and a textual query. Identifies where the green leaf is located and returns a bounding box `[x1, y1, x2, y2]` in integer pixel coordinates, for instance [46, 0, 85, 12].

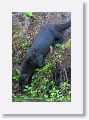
[61, 44, 65, 50]
[51, 93, 56, 96]
[65, 39, 71, 49]
[23, 12, 36, 18]
[55, 44, 61, 48]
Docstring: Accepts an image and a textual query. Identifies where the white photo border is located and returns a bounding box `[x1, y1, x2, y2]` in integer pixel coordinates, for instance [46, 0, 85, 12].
[0, 0, 83, 114]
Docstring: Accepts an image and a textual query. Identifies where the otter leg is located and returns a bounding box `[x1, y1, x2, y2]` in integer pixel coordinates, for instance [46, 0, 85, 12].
[36, 54, 45, 68]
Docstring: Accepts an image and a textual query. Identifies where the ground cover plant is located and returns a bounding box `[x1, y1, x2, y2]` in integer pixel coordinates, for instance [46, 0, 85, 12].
[12, 12, 71, 102]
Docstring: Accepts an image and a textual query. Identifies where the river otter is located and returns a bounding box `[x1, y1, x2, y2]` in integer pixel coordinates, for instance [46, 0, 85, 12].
[19, 21, 71, 93]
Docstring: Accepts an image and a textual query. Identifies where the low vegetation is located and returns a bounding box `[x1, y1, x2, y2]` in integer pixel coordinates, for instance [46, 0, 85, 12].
[12, 39, 71, 102]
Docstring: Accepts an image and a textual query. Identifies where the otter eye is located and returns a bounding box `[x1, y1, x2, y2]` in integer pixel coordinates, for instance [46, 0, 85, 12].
[25, 75, 28, 79]
[23, 74, 28, 79]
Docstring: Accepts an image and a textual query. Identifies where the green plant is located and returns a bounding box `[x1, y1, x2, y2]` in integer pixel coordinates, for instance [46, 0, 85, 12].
[12, 38, 71, 102]
[65, 39, 71, 49]
[12, 93, 30, 102]
[55, 43, 61, 48]
[20, 40, 29, 49]
[23, 12, 36, 19]
[12, 69, 20, 81]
